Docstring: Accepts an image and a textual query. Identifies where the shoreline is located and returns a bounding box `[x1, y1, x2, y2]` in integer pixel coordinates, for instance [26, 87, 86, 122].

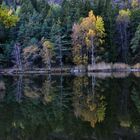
[1, 63, 140, 75]
[1, 68, 140, 75]
[1, 69, 140, 79]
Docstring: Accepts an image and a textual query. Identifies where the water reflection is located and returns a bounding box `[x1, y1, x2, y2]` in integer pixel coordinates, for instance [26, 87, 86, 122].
[88, 72, 130, 79]
[1, 74, 140, 139]
[73, 76, 107, 128]
[0, 80, 5, 101]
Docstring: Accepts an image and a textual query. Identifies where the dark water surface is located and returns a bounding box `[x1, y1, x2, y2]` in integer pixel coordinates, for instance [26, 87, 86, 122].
[1, 73, 140, 140]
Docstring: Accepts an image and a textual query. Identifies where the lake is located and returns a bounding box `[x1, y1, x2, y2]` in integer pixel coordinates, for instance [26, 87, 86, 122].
[0, 73, 140, 140]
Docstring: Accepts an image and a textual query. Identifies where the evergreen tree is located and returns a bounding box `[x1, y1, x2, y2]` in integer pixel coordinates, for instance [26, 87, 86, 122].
[131, 24, 140, 55]
[116, 9, 131, 63]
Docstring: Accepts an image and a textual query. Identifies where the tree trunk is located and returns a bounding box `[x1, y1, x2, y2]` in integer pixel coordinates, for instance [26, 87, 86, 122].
[91, 37, 95, 65]
[119, 23, 124, 62]
[59, 35, 63, 71]
[14, 43, 23, 71]
[48, 50, 51, 71]
[124, 23, 128, 63]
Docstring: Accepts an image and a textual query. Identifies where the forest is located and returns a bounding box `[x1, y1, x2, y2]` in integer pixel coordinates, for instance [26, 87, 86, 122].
[0, 0, 140, 71]
[1, 1, 140, 139]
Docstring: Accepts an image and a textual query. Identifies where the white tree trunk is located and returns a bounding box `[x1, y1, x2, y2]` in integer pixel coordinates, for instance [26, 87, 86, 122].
[91, 37, 95, 66]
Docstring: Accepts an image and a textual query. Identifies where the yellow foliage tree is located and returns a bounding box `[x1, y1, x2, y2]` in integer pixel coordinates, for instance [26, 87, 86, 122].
[72, 10, 105, 65]
[73, 77, 106, 128]
[131, 0, 140, 8]
[0, 6, 19, 28]
[41, 40, 54, 70]
[117, 9, 131, 23]
[22, 45, 40, 69]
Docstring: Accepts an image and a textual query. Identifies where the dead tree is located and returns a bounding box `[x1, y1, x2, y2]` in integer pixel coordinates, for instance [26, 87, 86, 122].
[13, 43, 23, 71]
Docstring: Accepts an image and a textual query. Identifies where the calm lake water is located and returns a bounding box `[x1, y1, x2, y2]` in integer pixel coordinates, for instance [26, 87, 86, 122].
[1, 73, 140, 140]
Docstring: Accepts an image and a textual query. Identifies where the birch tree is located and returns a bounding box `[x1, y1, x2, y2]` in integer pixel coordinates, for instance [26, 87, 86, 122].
[13, 43, 22, 71]
[72, 11, 105, 65]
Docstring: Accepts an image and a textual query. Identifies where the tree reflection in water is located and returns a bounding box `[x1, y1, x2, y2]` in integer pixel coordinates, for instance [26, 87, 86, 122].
[73, 76, 107, 128]
[0, 80, 5, 101]
[0, 75, 140, 139]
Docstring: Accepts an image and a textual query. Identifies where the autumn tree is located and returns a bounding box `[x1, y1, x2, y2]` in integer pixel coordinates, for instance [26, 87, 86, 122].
[0, 5, 19, 67]
[22, 45, 41, 69]
[73, 76, 106, 128]
[72, 23, 87, 65]
[131, 0, 140, 8]
[42, 77, 55, 104]
[0, 6, 19, 28]
[72, 10, 105, 65]
[41, 39, 54, 70]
